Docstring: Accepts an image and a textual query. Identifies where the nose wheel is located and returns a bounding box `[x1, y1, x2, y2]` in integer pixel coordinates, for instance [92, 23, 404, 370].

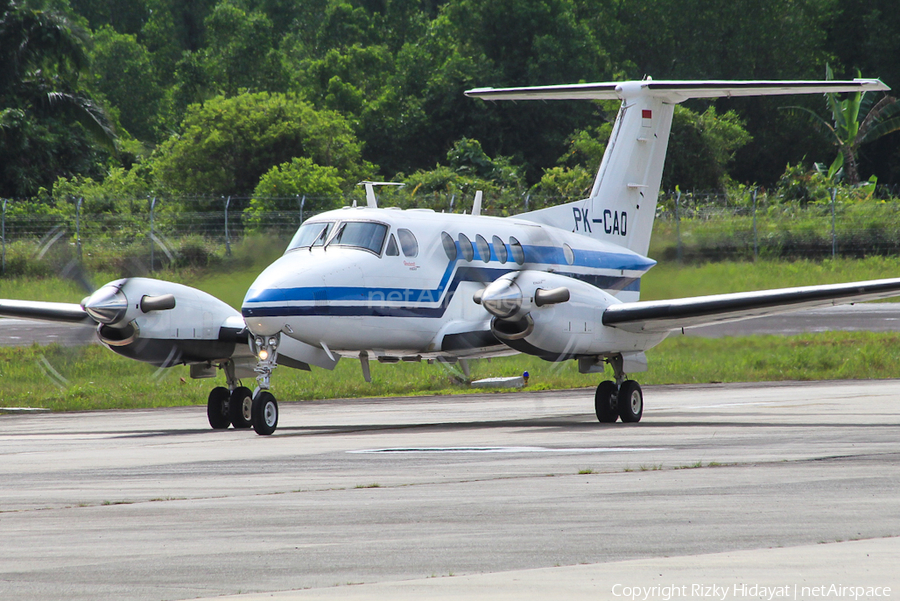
[251, 390, 279, 435]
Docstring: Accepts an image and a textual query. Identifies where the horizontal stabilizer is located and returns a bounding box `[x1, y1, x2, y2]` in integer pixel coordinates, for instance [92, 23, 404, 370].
[602, 278, 900, 333]
[465, 79, 889, 103]
[0, 299, 93, 324]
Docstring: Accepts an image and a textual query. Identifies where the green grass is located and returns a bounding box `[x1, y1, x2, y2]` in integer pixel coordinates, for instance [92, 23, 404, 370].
[3, 330, 900, 411]
[0, 236, 285, 309]
[6, 255, 900, 310]
[5, 251, 900, 411]
[641, 256, 900, 301]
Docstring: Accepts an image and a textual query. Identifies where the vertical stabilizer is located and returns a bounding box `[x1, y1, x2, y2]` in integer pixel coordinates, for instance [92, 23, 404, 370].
[583, 88, 674, 256]
[465, 78, 888, 257]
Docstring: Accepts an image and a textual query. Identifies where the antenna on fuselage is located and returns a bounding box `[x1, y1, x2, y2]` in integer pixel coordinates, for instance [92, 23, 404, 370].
[357, 181, 406, 209]
[472, 190, 483, 216]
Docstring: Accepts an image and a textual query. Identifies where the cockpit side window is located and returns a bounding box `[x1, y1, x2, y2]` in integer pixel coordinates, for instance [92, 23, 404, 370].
[385, 234, 399, 256]
[397, 228, 418, 257]
[286, 221, 334, 252]
[330, 221, 388, 254]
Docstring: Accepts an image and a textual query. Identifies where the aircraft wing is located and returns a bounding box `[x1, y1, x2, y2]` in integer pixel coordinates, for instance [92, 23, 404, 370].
[602, 278, 900, 333]
[0, 299, 93, 324]
[465, 79, 888, 102]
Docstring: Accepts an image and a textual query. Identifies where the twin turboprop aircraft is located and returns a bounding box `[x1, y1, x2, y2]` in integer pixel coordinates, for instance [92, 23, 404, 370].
[4, 77, 900, 435]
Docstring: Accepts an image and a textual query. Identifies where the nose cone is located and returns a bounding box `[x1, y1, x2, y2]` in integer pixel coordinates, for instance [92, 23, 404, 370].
[242, 255, 295, 309]
[242, 255, 307, 335]
[481, 277, 523, 319]
[82, 284, 128, 324]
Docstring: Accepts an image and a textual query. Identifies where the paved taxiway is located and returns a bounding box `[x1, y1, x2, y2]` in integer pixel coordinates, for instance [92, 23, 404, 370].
[1, 380, 899, 600]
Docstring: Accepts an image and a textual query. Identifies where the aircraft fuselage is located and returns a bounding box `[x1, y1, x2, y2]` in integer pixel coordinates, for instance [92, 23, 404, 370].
[241, 206, 656, 359]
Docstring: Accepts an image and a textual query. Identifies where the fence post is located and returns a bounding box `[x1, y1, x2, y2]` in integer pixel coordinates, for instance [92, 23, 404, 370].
[675, 190, 683, 263]
[1, 198, 6, 275]
[831, 188, 837, 259]
[149, 196, 157, 271]
[298, 195, 306, 224]
[224, 196, 232, 257]
[75, 197, 83, 262]
[752, 187, 758, 261]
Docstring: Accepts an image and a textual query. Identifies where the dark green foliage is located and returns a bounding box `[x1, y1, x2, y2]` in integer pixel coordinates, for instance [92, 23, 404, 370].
[663, 106, 752, 191]
[0, 0, 116, 197]
[90, 25, 162, 141]
[152, 92, 371, 198]
[5, 0, 900, 204]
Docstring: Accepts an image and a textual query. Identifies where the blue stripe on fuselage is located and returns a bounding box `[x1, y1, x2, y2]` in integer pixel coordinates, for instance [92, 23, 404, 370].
[245, 244, 650, 304]
[242, 245, 644, 319]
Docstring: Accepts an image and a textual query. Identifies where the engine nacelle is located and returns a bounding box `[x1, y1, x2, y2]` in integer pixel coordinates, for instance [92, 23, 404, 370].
[479, 270, 666, 361]
[82, 278, 249, 367]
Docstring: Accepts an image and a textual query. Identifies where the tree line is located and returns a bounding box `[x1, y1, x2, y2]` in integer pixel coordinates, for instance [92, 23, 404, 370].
[2, 0, 900, 219]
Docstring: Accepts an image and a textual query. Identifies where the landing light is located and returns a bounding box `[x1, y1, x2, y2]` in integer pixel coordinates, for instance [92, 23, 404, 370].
[258, 348, 270, 361]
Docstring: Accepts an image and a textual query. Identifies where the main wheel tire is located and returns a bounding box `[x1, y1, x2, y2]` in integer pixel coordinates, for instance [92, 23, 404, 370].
[229, 386, 253, 429]
[618, 380, 643, 423]
[594, 380, 619, 423]
[251, 391, 279, 435]
[207, 387, 231, 429]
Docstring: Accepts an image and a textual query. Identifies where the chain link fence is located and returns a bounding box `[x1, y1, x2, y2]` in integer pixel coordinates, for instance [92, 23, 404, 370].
[653, 188, 900, 262]
[4, 189, 900, 276]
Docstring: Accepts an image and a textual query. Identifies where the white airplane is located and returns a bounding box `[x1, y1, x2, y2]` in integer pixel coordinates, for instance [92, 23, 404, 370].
[4, 77, 900, 435]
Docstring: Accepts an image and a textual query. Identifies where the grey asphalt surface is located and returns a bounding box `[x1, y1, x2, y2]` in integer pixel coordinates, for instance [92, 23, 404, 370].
[1, 381, 899, 600]
[0, 318, 95, 347]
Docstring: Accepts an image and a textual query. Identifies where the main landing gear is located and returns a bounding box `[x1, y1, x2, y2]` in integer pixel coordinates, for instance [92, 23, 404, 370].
[205, 357, 280, 435]
[593, 355, 643, 424]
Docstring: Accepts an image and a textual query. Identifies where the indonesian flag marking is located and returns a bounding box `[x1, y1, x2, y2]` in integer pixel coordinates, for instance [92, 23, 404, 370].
[641, 109, 652, 127]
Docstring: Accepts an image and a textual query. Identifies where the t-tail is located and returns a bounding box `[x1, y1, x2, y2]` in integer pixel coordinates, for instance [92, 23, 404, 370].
[466, 78, 888, 258]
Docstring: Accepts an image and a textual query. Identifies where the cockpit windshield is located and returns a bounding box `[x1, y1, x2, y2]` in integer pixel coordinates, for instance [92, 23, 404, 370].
[286, 221, 334, 252]
[329, 221, 388, 254]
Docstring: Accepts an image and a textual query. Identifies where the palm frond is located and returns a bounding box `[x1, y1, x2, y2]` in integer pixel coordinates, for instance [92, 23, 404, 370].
[825, 92, 848, 135]
[857, 96, 900, 143]
[858, 115, 900, 146]
[859, 90, 876, 117]
[779, 105, 840, 145]
[43, 91, 117, 153]
[826, 152, 844, 181]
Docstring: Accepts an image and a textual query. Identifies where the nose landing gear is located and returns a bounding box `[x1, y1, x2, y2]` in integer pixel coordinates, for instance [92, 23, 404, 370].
[251, 333, 280, 435]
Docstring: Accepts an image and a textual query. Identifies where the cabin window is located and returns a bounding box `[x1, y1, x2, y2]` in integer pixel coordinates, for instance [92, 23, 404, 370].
[509, 236, 525, 264]
[563, 243, 575, 265]
[330, 221, 388, 254]
[397, 228, 418, 257]
[458, 233, 474, 261]
[492, 235, 507, 264]
[475, 235, 491, 263]
[386, 234, 400, 256]
[441, 231, 457, 261]
[286, 221, 334, 251]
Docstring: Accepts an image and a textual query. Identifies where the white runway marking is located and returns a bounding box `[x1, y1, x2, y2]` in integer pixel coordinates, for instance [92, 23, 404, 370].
[348, 446, 667, 454]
